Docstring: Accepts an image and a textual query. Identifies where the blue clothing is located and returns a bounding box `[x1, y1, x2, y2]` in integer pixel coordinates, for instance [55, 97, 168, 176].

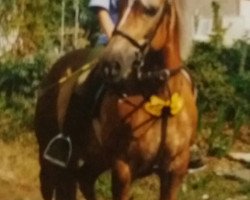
[89, 0, 119, 44]
[89, 0, 119, 24]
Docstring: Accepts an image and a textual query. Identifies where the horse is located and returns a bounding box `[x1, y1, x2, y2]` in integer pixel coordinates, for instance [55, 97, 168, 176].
[35, 0, 197, 200]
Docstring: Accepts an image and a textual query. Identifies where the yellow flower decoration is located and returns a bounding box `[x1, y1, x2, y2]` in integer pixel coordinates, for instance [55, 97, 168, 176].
[144, 93, 183, 117]
[169, 93, 184, 115]
[144, 95, 170, 117]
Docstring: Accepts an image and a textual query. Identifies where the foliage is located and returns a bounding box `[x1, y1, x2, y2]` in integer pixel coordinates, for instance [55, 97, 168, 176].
[0, 54, 47, 140]
[0, 95, 35, 141]
[210, 1, 226, 49]
[95, 172, 112, 199]
[187, 1, 250, 156]
[187, 40, 250, 156]
[0, 54, 47, 99]
[0, 0, 98, 140]
[0, 0, 97, 56]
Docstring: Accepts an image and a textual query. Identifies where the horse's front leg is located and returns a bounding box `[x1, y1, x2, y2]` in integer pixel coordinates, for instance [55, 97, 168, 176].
[159, 150, 189, 200]
[40, 162, 77, 200]
[78, 162, 106, 200]
[112, 159, 132, 200]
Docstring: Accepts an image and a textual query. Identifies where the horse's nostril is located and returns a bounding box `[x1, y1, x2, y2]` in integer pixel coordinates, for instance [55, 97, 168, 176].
[100, 61, 111, 76]
[104, 66, 109, 75]
[111, 61, 121, 76]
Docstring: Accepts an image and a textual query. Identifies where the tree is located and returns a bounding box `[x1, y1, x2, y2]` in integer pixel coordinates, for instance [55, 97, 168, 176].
[74, 0, 80, 48]
[0, 0, 97, 57]
[60, 0, 66, 53]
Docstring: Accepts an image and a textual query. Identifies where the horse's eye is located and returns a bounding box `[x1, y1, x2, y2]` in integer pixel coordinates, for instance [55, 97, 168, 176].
[144, 6, 158, 16]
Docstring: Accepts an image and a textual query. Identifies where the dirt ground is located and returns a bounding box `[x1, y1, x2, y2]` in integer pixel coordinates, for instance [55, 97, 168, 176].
[0, 130, 249, 200]
[0, 133, 41, 200]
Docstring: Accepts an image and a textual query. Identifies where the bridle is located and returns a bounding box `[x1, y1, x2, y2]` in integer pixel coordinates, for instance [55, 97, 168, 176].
[112, 0, 172, 57]
[112, 0, 173, 80]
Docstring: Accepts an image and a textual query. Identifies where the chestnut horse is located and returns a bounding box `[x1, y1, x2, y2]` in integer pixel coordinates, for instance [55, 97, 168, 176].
[35, 0, 197, 200]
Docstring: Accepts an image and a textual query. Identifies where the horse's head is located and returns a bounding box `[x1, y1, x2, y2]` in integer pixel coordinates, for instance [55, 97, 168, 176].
[98, 0, 193, 85]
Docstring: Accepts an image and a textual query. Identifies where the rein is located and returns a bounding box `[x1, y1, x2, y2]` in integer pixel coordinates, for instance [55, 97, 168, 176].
[38, 60, 97, 99]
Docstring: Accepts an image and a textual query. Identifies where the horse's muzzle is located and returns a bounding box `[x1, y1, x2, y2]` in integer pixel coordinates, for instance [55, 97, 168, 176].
[98, 37, 144, 84]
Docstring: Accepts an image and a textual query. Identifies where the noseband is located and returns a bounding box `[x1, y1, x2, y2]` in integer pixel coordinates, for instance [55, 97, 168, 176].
[112, 29, 148, 53]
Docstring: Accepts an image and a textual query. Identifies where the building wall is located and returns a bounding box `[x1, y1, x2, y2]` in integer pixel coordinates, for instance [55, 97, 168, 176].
[240, 0, 250, 30]
[192, 0, 240, 17]
[192, 0, 250, 46]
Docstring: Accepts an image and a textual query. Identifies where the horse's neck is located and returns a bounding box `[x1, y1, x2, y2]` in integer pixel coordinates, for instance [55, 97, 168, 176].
[162, 23, 182, 70]
[163, 45, 182, 70]
[163, 3, 183, 70]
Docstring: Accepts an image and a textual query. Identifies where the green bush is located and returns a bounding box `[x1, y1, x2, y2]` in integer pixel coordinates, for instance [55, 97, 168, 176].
[187, 41, 250, 156]
[0, 54, 47, 140]
[0, 54, 47, 99]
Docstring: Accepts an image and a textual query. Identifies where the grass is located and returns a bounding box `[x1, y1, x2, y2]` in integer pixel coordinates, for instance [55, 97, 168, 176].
[94, 171, 247, 200]
[0, 133, 40, 200]
[0, 133, 249, 200]
[180, 172, 243, 200]
[0, 130, 249, 200]
[239, 182, 250, 198]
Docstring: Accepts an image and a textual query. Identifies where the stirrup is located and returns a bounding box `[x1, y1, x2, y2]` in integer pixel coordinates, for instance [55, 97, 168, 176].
[43, 133, 72, 168]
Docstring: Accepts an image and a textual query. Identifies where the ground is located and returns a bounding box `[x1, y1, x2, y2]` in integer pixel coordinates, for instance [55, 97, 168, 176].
[0, 133, 40, 200]
[0, 130, 249, 200]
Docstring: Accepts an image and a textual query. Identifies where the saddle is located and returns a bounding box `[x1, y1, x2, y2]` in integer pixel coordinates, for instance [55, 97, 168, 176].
[43, 63, 105, 168]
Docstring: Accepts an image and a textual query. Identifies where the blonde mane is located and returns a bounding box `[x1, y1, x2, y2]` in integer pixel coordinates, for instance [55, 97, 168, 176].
[175, 0, 193, 61]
